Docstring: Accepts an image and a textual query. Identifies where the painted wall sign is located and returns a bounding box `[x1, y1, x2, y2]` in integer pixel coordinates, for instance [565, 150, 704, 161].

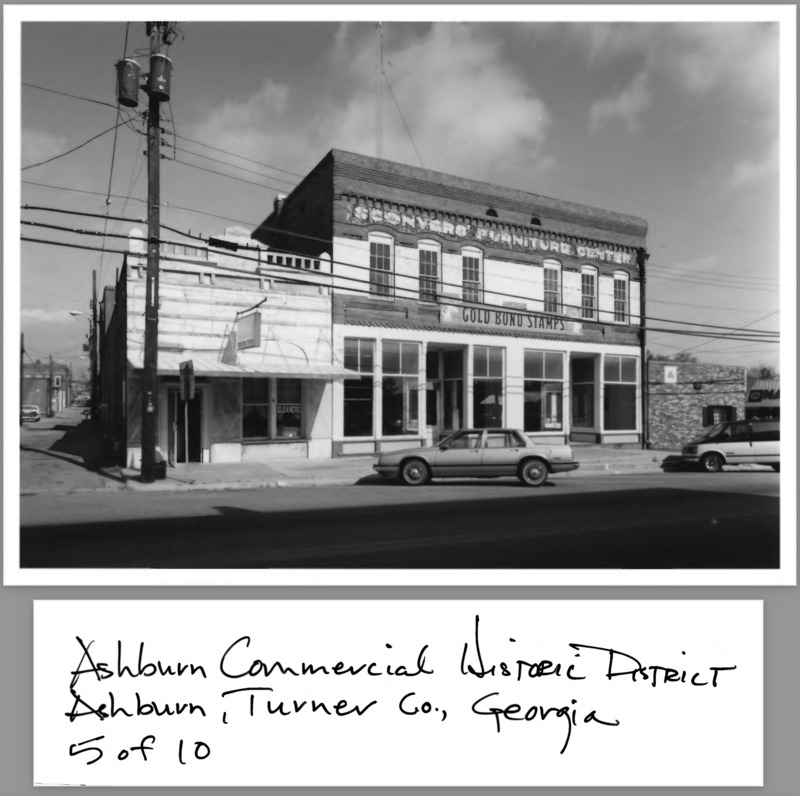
[345, 203, 633, 265]
[440, 305, 583, 334]
[747, 389, 780, 403]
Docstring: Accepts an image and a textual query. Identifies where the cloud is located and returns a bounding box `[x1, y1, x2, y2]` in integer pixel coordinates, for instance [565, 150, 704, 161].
[589, 71, 651, 132]
[192, 23, 552, 193]
[727, 144, 779, 190]
[570, 22, 778, 109]
[21, 128, 68, 167]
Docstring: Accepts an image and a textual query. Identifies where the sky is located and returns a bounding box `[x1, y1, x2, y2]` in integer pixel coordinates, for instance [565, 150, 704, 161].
[7, 6, 794, 381]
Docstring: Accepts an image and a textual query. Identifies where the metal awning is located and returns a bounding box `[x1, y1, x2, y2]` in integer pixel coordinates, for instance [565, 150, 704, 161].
[127, 351, 357, 379]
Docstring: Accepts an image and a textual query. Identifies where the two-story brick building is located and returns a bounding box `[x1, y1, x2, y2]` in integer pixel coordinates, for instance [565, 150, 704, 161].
[253, 150, 649, 455]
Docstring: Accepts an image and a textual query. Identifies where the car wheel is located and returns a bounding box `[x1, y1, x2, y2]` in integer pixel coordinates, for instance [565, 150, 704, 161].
[518, 459, 548, 487]
[700, 453, 724, 473]
[400, 458, 431, 486]
[771, 464, 780, 472]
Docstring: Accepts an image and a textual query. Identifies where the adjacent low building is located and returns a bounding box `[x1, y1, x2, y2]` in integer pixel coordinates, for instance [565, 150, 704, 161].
[253, 149, 650, 454]
[22, 361, 71, 417]
[647, 361, 747, 449]
[745, 378, 780, 420]
[100, 229, 354, 468]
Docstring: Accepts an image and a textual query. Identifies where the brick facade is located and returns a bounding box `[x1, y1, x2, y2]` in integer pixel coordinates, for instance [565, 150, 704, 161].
[647, 361, 746, 449]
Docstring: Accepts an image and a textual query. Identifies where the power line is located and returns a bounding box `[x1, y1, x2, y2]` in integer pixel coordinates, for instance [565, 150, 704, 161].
[170, 158, 294, 192]
[20, 205, 782, 337]
[174, 147, 298, 187]
[19, 226, 780, 343]
[172, 132, 305, 178]
[20, 75, 777, 250]
[22, 81, 119, 111]
[22, 118, 134, 171]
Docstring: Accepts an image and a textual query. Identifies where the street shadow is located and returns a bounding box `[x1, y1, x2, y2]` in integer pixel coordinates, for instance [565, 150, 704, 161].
[20, 445, 128, 484]
[47, 419, 113, 469]
[661, 455, 689, 473]
[20, 486, 780, 570]
[355, 475, 559, 488]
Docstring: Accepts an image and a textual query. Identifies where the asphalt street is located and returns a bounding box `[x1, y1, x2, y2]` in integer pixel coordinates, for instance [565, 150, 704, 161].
[20, 472, 780, 569]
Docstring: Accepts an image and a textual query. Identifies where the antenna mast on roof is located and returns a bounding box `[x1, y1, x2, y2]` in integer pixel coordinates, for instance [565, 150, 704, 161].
[376, 22, 384, 159]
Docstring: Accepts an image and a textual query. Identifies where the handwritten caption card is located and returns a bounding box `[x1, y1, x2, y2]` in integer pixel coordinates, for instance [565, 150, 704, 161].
[34, 600, 762, 787]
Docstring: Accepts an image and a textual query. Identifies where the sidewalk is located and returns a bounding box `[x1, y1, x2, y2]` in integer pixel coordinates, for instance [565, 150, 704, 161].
[20, 411, 686, 494]
[109, 445, 680, 493]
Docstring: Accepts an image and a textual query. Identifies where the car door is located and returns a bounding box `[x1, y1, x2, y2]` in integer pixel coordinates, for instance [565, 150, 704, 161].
[480, 430, 523, 477]
[720, 421, 754, 464]
[749, 421, 780, 465]
[431, 430, 484, 476]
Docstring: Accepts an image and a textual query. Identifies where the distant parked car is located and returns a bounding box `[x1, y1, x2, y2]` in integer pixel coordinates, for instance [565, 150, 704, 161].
[680, 419, 780, 472]
[373, 428, 579, 486]
[21, 404, 41, 423]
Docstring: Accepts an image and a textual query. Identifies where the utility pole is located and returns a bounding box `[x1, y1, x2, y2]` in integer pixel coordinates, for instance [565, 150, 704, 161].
[637, 247, 650, 449]
[20, 333, 24, 426]
[140, 22, 167, 482]
[91, 269, 98, 420]
[49, 355, 54, 418]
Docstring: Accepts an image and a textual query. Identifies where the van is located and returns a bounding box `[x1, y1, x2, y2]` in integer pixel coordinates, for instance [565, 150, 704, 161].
[681, 419, 780, 473]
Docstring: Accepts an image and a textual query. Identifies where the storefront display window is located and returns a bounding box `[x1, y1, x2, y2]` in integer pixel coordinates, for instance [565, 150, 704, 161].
[242, 379, 270, 438]
[603, 355, 637, 430]
[524, 350, 564, 432]
[382, 341, 420, 435]
[473, 346, 503, 428]
[443, 349, 464, 431]
[344, 338, 374, 437]
[571, 357, 595, 428]
[276, 380, 302, 438]
[243, 378, 304, 440]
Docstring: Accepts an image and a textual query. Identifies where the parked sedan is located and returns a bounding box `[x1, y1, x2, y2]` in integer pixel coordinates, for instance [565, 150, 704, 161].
[21, 404, 41, 423]
[373, 428, 579, 486]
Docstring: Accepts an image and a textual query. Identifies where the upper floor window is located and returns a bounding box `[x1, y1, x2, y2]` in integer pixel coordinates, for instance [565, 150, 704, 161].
[543, 259, 561, 314]
[369, 233, 394, 297]
[613, 273, 629, 323]
[418, 241, 441, 303]
[581, 266, 597, 320]
[462, 247, 483, 303]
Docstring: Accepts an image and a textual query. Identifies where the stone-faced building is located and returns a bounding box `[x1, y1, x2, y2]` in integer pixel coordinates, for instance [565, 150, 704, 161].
[647, 361, 747, 449]
[253, 149, 649, 455]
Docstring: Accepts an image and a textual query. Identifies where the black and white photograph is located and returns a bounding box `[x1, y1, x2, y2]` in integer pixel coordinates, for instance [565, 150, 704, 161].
[6, 6, 794, 583]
